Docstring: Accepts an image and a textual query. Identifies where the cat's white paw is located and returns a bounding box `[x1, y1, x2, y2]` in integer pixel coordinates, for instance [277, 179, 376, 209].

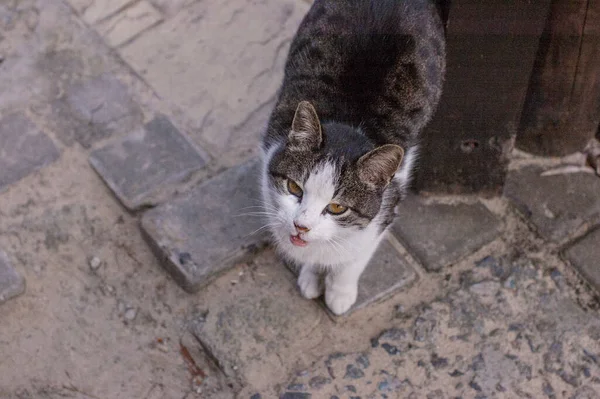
[325, 287, 357, 315]
[298, 270, 322, 299]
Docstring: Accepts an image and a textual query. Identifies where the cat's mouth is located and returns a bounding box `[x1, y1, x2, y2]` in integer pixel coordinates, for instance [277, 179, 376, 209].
[289, 234, 308, 247]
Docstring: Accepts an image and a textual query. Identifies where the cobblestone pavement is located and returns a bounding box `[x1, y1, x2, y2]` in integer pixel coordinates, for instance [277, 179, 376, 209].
[0, 1, 599, 398]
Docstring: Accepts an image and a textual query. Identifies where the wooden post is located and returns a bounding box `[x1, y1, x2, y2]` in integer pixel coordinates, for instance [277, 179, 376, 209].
[414, 0, 551, 196]
[516, 0, 600, 156]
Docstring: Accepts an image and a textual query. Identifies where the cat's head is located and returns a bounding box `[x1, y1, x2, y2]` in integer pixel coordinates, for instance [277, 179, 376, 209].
[263, 101, 404, 253]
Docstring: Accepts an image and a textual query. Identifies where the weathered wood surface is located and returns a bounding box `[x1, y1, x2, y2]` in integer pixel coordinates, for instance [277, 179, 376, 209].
[415, 0, 551, 195]
[516, 0, 600, 156]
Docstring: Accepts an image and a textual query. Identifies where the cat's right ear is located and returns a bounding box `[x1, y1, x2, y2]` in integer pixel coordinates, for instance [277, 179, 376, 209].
[288, 101, 322, 151]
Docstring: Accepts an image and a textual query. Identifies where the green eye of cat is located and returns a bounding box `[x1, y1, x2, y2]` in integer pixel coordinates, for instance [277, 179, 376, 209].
[287, 179, 303, 198]
[326, 203, 348, 215]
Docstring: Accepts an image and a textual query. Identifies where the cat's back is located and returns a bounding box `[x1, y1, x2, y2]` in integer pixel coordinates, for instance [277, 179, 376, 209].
[266, 0, 446, 149]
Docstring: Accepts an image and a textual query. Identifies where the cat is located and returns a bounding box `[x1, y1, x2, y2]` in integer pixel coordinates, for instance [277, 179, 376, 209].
[260, 0, 446, 315]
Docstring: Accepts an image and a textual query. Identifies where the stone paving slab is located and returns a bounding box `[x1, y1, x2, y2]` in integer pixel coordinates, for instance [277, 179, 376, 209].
[392, 196, 501, 271]
[141, 159, 269, 292]
[353, 236, 418, 313]
[96, 1, 163, 48]
[565, 228, 600, 292]
[67, 0, 136, 25]
[288, 235, 418, 317]
[0, 251, 25, 305]
[90, 114, 207, 210]
[189, 250, 324, 389]
[52, 74, 143, 148]
[118, 0, 308, 163]
[505, 166, 600, 244]
[0, 113, 60, 192]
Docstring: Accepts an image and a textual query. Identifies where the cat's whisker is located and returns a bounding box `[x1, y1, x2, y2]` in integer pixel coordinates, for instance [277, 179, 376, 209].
[233, 211, 279, 218]
[327, 239, 344, 259]
[243, 222, 281, 239]
[236, 203, 279, 213]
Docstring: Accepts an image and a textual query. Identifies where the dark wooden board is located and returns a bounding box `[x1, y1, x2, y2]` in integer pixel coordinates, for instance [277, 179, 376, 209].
[415, 0, 551, 195]
[516, 0, 600, 156]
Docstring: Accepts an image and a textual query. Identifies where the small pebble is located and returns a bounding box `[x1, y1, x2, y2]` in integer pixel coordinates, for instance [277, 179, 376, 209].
[344, 364, 364, 379]
[124, 307, 137, 321]
[381, 343, 400, 355]
[469, 381, 482, 392]
[158, 343, 169, 353]
[89, 257, 101, 270]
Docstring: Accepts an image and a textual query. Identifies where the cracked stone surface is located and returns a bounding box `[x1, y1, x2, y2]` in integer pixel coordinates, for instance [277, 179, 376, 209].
[0, 251, 25, 304]
[280, 253, 600, 398]
[141, 159, 269, 292]
[189, 249, 324, 391]
[392, 196, 502, 271]
[118, 0, 309, 165]
[505, 166, 600, 244]
[0, 113, 60, 192]
[565, 228, 600, 292]
[96, 1, 162, 48]
[90, 114, 207, 210]
[51, 73, 143, 148]
[67, 0, 136, 24]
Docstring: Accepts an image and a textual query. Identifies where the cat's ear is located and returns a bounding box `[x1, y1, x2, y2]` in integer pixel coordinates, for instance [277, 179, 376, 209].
[357, 144, 405, 187]
[288, 101, 322, 151]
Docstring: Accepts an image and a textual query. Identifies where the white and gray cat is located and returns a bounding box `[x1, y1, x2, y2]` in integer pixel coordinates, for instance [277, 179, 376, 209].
[260, 0, 446, 314]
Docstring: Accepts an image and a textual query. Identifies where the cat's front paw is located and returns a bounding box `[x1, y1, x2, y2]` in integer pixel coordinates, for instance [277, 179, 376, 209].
[298, 269, 322, 299]
[325, 287, 357, 315]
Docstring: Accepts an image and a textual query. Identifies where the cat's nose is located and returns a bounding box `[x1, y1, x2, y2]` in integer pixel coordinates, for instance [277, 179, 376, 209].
[294, 222, 310, 233]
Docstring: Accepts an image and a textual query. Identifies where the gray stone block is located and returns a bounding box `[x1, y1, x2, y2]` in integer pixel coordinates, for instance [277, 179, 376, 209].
[141, 159, 269, 292]
[0, 251, 25, 304]
[392, 196, 501, 271]
[565, 229, 600, 291]
[505, 166, 600, 243]
[0, 113, 60, 191]
[52, 74, 142, 147]
[353, 236, 418, 312]
[189, 250, 323, 387]
[90, 115, 207, 210]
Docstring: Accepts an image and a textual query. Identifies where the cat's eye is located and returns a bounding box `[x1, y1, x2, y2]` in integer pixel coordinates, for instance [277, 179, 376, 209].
[287, 179, 303, 198]
[326, 203, 348, 215]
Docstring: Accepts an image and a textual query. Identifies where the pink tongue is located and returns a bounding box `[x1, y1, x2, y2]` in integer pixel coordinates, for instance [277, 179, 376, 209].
[290, 234, 308, 247]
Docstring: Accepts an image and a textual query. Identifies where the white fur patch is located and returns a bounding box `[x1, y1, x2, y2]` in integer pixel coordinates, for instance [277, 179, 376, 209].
[294, 162, 337, 229]
[261, 154, 383, 268]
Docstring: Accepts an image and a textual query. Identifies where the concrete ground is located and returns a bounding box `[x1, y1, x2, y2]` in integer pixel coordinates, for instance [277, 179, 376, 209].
[1, 1, 600, 398]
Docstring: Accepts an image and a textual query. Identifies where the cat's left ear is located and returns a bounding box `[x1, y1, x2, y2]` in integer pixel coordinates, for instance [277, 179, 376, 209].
[288, 101, 322, 151]
[357, 144, 405, 187]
